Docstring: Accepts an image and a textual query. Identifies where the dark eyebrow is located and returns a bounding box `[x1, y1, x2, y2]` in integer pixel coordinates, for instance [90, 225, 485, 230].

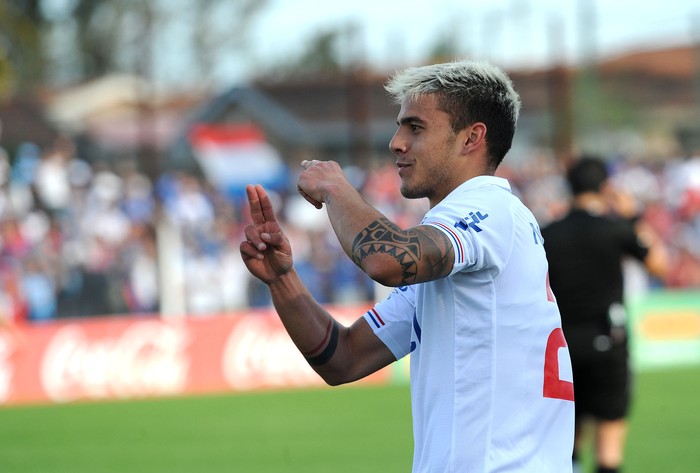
[397, 116, 426, 127]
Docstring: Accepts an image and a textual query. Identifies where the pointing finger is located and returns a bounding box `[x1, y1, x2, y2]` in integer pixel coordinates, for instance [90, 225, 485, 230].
[255, 185, 278, 223]
[246, 184, 265, 225]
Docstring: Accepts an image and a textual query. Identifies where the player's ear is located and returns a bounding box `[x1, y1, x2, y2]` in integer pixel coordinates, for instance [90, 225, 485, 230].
[461, 122, 487, 154]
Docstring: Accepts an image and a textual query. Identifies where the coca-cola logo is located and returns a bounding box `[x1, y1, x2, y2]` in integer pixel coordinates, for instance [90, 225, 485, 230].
[0, 333, 14, 403]
[222, 317, 323, 391]
[41, 322, 191, 402]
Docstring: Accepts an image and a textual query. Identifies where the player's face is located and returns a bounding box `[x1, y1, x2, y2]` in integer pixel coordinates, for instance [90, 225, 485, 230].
[389, 94, 463, 207]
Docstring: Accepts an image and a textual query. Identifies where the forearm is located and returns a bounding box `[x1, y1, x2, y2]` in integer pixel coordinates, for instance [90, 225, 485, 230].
[322, 184, 411, 285]
[267, 268, 394, 385]
[297, 160, 454, 286]
[297, 161, 411, 284]
[268, 268, 339, 360]
[323, 183, 384, 258]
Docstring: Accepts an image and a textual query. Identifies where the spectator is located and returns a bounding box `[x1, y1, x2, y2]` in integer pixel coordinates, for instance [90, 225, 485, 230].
[0, 131, 696, 323]
[122, 224, 159, 313]
[21, 254, 57, 322]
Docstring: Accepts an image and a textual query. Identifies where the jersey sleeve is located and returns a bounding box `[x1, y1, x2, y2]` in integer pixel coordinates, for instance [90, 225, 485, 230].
[421, 190, 514, 277]
[363, 285, 416, 360]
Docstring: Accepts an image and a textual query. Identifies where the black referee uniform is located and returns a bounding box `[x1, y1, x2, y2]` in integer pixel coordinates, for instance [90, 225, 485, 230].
[542, 208, 649, 421]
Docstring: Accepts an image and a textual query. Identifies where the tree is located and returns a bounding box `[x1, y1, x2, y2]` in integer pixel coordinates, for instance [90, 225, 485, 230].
[1, 0, 271, 94]
[0, 0, 45, 95]
[259, 25, 356, 80]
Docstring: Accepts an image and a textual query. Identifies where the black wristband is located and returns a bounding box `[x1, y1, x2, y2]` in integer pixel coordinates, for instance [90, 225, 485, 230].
[306, 321, 340, 366]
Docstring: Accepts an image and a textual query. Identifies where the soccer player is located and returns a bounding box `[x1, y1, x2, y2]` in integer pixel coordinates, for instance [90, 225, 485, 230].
[542, 157, 668, 473]
[241, 60, 575, 472]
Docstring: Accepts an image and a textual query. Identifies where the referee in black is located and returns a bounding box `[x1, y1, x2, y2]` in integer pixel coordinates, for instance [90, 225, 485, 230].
[542, 156, 668, 473]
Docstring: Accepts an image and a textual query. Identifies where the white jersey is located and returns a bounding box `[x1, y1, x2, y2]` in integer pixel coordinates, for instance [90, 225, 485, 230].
[364, 176, 574, 473]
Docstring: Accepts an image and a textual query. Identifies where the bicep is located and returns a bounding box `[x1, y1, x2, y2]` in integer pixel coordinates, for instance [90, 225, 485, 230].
[351, 218, 455, 286]
[412, 224, 456, 282]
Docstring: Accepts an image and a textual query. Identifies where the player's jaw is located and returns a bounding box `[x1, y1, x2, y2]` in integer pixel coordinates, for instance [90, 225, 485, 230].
[398, 159, 437, 201]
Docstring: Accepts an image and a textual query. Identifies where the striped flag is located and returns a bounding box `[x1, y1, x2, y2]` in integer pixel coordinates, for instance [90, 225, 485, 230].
[189, 123, 287, 199]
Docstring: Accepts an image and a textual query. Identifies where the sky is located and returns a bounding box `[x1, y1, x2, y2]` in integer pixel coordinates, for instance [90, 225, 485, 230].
[42, 0, 700, 90]
[240, 0, 700, 77]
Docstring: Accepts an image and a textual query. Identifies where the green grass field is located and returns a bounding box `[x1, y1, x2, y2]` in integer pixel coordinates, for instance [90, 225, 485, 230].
[0, 366, 699, 473]
[580, 365, 700, 473]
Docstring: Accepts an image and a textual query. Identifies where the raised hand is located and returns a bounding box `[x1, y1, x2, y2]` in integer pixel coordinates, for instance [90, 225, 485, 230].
[297, 159, 349, 209]
[239, 184, 293, 284]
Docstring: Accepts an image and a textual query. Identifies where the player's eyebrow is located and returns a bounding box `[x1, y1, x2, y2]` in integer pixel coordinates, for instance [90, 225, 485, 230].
[397, 116, 426, 127]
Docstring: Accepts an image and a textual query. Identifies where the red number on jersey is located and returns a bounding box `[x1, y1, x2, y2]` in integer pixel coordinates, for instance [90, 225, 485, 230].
[543, 328, 574, 401]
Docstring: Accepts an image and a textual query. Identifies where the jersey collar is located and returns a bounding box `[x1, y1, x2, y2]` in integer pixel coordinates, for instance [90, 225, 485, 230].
[456, 175, 512, 193]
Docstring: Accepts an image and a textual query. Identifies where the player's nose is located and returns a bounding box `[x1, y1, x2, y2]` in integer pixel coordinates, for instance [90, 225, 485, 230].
[389, 130, 407, 155]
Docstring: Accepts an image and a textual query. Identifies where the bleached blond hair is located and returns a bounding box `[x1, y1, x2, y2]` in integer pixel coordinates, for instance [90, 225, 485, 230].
[385, 59, 521, 167]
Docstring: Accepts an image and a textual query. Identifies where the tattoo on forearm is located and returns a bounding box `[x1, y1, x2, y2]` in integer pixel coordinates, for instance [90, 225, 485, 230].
[351, 218, 454, 284]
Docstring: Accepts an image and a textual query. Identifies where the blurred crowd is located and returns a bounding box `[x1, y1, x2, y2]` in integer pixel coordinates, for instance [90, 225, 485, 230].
[0, 136, 699, 324]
